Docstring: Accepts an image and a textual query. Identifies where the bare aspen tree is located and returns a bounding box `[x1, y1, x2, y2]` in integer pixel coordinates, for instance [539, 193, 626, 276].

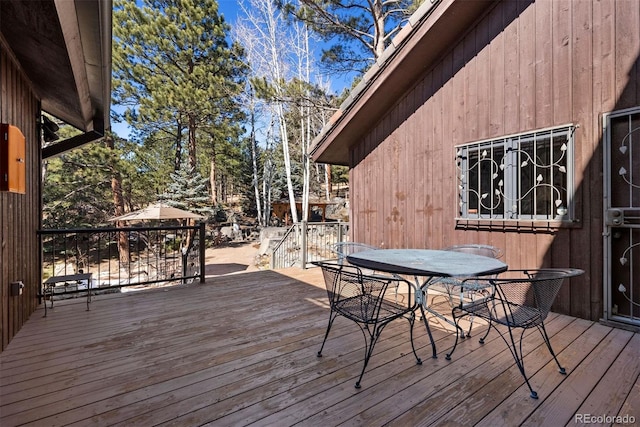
[291, 23, 313, 222]
[236, 0, 299, 224]
[248, 89, 264, 226]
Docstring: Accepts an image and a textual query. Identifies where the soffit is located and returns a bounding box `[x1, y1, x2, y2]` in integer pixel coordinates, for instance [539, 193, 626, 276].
[0, 0, 112, 141]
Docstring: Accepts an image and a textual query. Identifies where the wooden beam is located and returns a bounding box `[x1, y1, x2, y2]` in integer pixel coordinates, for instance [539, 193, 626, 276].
[54, 0, 94, 130]
[42, 129, 103, 159]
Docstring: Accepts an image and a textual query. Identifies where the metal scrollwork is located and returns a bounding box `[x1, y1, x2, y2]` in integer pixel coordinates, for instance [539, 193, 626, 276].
[458, 134, 570, 218]
[618, 126, 640, 189]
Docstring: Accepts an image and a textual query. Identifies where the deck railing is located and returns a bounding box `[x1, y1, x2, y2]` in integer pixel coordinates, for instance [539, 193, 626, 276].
[270, 221, 349, 269]
[38, 223, 206, 300]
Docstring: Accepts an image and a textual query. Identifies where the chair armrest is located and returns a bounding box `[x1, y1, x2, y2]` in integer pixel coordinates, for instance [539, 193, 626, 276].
[377, 274, 418, 309]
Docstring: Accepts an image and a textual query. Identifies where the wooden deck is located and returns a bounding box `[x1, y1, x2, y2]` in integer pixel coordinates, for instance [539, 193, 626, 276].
[1, 268, 638, 426]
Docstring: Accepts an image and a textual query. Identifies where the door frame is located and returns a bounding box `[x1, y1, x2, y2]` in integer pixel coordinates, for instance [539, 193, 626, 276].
[602, 106, 640, 329]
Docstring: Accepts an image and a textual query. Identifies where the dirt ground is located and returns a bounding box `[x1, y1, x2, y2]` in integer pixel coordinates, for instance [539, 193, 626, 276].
[203, 241, 261, 278]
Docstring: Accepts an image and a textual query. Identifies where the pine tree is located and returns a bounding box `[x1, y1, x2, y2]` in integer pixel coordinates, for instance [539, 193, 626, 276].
[158, 161, 217, 220]
[42, 131, 139, 228]
[112, 0, 248, 204]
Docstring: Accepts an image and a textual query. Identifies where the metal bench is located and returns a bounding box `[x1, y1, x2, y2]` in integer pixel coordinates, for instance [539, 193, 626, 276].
[42, 273, 93, 316]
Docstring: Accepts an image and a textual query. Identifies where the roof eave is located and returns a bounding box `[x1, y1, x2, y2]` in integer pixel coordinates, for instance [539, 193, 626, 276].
[310, 0, 497, 166]
[46, 0, 112, 134]
[0, 0, 112, 153]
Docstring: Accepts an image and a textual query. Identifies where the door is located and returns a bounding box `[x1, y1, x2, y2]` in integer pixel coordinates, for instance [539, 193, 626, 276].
[603, 107, 640, 326]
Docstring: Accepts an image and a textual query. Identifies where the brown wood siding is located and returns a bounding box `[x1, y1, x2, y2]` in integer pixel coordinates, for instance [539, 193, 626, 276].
[0, 42, 41, 351]
[350, 0, 640, 321]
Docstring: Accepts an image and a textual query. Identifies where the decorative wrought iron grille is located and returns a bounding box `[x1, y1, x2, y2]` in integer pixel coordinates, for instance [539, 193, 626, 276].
[604, 107, 640, 326]
[456, 125, 576, 221]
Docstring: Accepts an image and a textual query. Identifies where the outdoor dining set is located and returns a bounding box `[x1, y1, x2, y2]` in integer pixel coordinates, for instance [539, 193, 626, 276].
[314, 243, 584, 399]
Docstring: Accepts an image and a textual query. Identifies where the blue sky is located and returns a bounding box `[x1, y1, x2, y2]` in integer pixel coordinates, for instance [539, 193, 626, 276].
[218, 0, 242, 21]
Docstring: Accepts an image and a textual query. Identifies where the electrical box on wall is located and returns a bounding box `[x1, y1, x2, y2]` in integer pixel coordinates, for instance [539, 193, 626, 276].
[10, 281, 24, 296]
[0, 123, 26, 194]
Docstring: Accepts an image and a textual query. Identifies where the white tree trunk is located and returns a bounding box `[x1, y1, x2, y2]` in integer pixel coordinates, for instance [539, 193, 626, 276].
[325, 164, 331, 201]
[209, 156, 217, 204]
[237, 0, 298, 223]
[301, 26, 312, 222]
[247, 89, 263, 226]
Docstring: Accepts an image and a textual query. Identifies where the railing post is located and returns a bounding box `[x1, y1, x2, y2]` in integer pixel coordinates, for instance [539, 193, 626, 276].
[182, 250, 188, 285]
[199, 222, 206, 283]
[337, 219, 343, 243]
[37, 230, 43, 304]
[300, 220, 308, 269]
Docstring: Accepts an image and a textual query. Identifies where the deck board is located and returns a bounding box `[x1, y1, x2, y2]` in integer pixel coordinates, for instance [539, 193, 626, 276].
[0, 268, 637, 426]
[573, 333, 640, 424]
[521, 327, 635, 427]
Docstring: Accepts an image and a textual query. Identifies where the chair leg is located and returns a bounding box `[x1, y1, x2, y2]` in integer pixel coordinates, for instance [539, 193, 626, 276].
[478, 318, 491, 344]
[446, 304, 493, 360]
[538, 323, 566, 375]
[463, 290, 483, 338]
[317, 310, 338, 357]
[354, 323, 385, 389]
[446, 285, 471, 338]
[501, 326, 539, 399]
[465, 313, 475, 338]
[351, 313, 424, 389]
[446, 307, 464, 360]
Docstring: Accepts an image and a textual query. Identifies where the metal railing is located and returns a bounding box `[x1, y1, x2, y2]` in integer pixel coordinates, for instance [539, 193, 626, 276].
[270, 221, 349, 269]
[38, 223, 206, 300]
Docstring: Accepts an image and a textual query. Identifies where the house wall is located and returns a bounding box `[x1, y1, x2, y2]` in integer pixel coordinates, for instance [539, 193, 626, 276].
[0, 42, 41, 351]
[350, 0, 640, 321]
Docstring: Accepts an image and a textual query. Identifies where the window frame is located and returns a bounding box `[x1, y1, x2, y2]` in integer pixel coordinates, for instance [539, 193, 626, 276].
[455, 125, 577, 225]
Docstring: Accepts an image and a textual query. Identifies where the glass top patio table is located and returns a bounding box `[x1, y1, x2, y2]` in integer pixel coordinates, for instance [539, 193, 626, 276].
[346, 249, 508, 278]
[346, 249, 508, 359]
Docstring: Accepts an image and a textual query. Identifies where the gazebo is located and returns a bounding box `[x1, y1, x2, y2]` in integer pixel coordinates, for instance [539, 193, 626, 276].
[271, 201, 336, 225]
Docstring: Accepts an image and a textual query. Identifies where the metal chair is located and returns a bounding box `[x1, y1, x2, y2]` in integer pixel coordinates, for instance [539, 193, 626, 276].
[425, 244, 504, 337]
[332, 242, 378, 265]
[332, 241, 387, 279]
[313, 260, 426, 388]
[445, 268, 584, 399]
[442, 243, 504, 259]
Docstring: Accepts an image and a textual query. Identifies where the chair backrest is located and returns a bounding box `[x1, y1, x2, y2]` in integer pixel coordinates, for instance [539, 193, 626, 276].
[444, 244, 504, 259]
[315, 260, 358, 303]
[314, 260, 393, 322]
[332, 242, 378, 265]
[492, 268, 584, 324]
[528, 268, 584, 317]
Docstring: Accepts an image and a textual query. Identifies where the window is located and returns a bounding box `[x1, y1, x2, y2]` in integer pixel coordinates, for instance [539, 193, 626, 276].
[456, 125, 575, 221]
